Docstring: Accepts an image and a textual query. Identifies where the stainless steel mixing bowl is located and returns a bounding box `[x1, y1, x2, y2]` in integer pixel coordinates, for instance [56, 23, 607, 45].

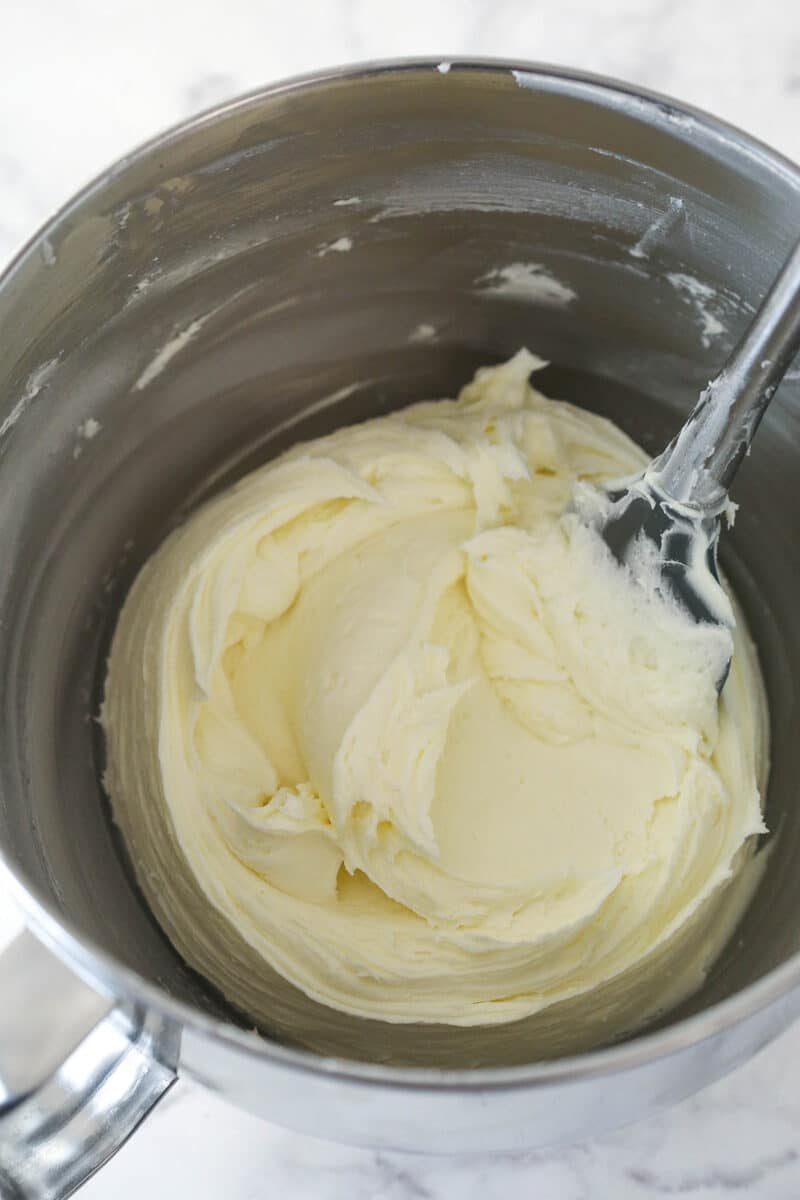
[1, 59, 800, 1198]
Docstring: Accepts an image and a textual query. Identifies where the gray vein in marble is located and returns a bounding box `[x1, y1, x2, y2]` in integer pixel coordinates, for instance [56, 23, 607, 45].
[628, 1148, 799, 1193]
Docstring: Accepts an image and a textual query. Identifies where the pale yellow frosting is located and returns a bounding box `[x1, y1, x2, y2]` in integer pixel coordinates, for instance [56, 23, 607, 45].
[103, 351, 767, 1030]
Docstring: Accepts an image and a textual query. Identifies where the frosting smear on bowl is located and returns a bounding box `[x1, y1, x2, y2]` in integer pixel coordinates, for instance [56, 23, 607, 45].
[103, 351, 767, 1029]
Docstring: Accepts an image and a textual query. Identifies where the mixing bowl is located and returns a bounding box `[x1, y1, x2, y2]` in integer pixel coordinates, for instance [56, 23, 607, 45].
[1, 59, 799, 1198]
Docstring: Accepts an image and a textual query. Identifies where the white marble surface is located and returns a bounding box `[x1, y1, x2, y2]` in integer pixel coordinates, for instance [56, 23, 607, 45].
[2, 0, 800, 1195]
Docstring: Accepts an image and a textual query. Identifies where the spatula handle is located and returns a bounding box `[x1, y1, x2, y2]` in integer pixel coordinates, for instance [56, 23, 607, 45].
[655, 235, 800, 507]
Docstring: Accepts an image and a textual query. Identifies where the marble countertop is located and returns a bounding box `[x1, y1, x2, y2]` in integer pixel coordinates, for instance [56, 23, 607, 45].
[2, 0, 800, 1195]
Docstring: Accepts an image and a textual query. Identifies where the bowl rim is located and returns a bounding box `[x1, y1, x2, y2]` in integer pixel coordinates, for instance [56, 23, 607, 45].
[2, 55, 800, 1091]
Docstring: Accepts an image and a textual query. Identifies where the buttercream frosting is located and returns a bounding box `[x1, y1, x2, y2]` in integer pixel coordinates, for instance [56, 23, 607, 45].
[102, 351, 767, 1029]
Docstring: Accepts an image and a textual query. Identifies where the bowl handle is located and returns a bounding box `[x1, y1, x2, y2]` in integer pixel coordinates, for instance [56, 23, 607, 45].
[0, 929, 178, 1198]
